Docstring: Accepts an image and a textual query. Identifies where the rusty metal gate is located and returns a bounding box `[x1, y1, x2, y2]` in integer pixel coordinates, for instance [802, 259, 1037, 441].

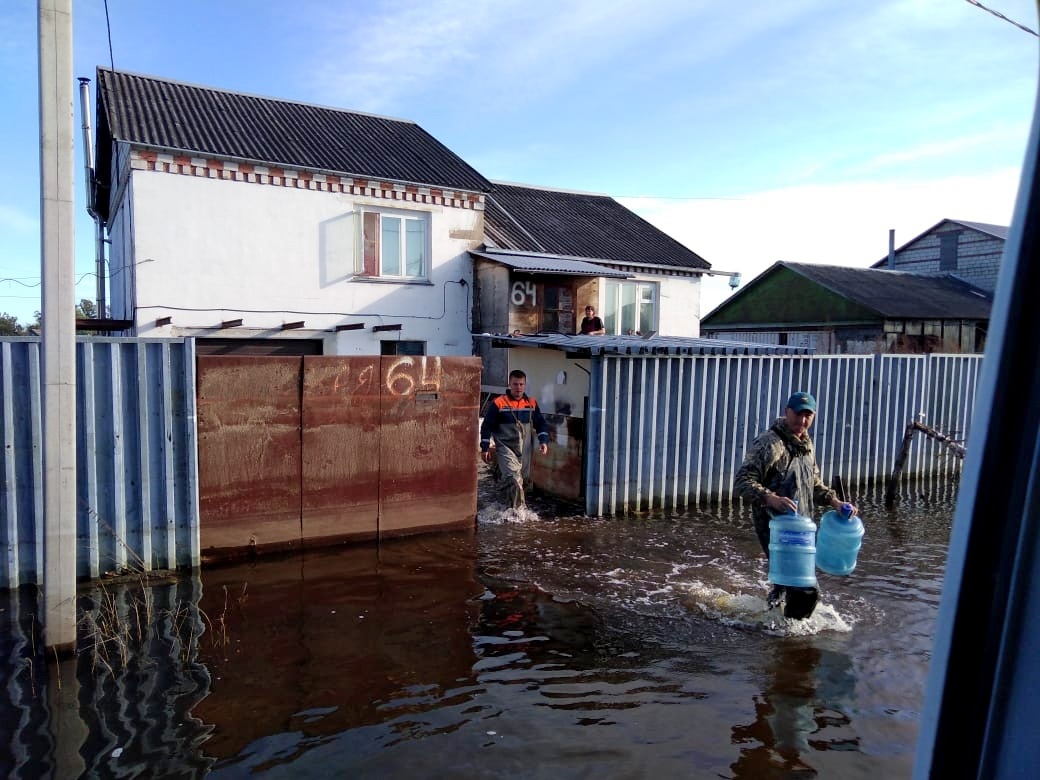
[196, 355, 481, 559]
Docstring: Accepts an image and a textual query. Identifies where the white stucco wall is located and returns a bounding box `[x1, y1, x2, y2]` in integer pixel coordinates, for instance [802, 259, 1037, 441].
[648, 274, 703, 338]
[121, 168, 484, 355]
[505, 347, 591, 418]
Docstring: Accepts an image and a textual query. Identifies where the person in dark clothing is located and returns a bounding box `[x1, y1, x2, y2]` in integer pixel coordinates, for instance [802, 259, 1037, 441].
[734, 391, 856, 617]
[579, 306, 605, 335]
[480, 370, 550, 508]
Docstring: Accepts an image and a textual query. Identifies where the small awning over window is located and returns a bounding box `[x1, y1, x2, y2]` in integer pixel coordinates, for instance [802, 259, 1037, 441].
[471, 250, 632, 279]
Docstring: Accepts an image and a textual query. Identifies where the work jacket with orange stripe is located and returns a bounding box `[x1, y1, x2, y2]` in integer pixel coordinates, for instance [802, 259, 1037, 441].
[479, 393, 550, 454]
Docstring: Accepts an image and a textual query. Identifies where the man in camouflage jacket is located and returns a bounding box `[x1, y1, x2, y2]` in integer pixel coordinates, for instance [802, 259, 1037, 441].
[735, 391, 856, 614]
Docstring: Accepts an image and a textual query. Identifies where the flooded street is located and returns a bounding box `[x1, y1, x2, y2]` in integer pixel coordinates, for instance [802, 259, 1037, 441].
[2, 474, 955, 778]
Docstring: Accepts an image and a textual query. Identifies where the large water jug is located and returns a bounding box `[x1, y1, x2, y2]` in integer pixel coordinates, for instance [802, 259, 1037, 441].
[768, 509, 818, 588]
[816, 503, 865, 576]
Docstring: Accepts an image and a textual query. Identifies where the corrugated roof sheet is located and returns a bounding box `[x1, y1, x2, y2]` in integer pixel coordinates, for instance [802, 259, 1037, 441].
[471, 250, 632, 278]
[484, 182, 710, 271]
[95, 68, 491, 195]
[474, 332, 810, 356]
[783, 263, 992, 318]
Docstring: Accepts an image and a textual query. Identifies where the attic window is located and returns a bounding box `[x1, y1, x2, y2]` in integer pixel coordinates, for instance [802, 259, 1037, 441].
[939, 231, 960, 272]
[359, 209, 429, 280]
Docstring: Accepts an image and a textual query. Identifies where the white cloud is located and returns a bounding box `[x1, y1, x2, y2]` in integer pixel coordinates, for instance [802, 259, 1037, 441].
[622, 167, 1023, 315]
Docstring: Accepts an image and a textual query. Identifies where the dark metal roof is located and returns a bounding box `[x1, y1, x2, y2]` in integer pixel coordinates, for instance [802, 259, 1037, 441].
[473, 332, 810, 356]
[471, 250, 632, 278]
[94, 68, 491, 202]
[779, 262, 991, 318]
[484, 182, 711, 272]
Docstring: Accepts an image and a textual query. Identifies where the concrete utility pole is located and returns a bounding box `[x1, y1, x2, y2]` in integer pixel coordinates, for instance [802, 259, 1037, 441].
[39, 0, 77, 652]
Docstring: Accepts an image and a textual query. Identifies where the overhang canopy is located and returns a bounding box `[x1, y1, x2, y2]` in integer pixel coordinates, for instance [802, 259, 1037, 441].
[471, 250, 632, 279]
[473, 332, 810, 357]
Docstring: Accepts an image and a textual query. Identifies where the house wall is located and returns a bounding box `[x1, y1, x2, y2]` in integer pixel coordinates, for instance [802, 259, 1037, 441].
[656, 275, 703, 336]
[890, 226, 1003, 293]
[473, 267, 603, 392]
[111, 151, 484, 357]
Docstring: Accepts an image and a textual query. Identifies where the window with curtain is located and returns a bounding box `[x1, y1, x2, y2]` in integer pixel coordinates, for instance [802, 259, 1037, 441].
[359, 209, 429, 280]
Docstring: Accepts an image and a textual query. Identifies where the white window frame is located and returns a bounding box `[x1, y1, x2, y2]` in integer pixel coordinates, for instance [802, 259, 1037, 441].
[603, 280, 658, 336]
[357, 208, 430, 281]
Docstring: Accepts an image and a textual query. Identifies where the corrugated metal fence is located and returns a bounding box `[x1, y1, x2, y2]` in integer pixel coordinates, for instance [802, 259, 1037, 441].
[2, 339, 981, 585]
[586, 353, 982, 515]
[0, 338, 199, 587]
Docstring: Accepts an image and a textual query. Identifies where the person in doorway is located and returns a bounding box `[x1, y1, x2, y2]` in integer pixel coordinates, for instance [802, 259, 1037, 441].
[579, 306, 606, 335]
[734, 391, 857, 618]
[480, 370, 551, 508]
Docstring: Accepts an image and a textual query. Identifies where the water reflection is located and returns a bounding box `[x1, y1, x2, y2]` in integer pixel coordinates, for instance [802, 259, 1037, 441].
[0, 479, 954, 778]
[730, 641, 858, 777]
[192, 532, 483, 771]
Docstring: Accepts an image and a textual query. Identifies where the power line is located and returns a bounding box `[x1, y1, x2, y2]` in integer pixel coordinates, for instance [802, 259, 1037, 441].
[965, 0, 1038, 37]
[103, 0, 115, 68]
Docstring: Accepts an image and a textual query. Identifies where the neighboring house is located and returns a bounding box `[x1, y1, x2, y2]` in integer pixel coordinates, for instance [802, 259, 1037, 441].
[473, 181, 713, 390]
[870, 219, 1007, 294]
[92, 68, 491, 356]
[700, 261, 992, 354]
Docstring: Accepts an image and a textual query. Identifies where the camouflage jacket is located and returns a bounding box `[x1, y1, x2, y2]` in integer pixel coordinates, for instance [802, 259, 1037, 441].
[734, 417, 837, 521]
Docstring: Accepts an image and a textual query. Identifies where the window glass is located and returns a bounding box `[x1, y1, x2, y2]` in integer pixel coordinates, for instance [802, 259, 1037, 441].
[620, 283, 637, 334]
[405, 219, 425, 277]
[381, 217, 402, 276]
[604, 280, 619, 334]
[639, 285, 656, 334]
[380, 340, 426, 355]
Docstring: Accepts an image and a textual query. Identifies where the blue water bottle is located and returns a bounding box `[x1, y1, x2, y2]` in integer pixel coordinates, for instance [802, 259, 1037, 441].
[768, 505, 818, 588]
[816, 503, 864, 576]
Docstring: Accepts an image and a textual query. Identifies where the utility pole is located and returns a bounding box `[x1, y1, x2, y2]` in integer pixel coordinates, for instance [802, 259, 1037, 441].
[39, 0, 77, 652]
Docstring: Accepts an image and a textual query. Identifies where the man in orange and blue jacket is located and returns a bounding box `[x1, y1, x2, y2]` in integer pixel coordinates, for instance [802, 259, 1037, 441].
[480, 369, 550, 508]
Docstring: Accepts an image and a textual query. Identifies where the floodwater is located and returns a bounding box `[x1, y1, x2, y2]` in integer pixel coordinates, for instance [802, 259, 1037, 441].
[2, 472, 957, 779]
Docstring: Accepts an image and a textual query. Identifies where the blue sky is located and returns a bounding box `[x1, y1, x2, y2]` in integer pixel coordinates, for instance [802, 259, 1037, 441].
[1, 0, 1037, 322]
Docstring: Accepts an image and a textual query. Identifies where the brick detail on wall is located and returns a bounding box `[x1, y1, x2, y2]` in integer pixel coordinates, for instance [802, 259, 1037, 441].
[131, 149, 486, 210]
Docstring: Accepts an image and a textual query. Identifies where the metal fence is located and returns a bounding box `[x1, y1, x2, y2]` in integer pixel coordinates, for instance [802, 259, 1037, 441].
[0, 338, 199, 587]
[586, 353, 983, 515]
[1, 338, 981, 586]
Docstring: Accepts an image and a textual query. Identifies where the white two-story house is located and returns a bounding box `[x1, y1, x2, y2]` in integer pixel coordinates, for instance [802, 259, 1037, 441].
[92, 67, 491, 356]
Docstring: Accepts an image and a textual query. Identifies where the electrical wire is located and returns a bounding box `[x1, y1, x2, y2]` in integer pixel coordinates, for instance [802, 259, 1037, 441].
[103, 0, 115, 68]
[965, 0, 1038, 36]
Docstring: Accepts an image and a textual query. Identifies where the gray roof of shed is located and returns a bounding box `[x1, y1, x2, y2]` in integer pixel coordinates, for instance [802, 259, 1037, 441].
[93, 68, 491, 214]
[779, 262, 992, 318]
[474, 332, 810, 357]
[484, 182, 711, 272]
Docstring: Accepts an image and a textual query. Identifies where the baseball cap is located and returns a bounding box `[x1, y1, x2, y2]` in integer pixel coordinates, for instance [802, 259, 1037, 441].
[786, 391, 817, 413]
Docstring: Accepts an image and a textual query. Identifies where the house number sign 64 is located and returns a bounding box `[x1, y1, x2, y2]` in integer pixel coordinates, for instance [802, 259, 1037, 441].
[511, 281, 536, 306]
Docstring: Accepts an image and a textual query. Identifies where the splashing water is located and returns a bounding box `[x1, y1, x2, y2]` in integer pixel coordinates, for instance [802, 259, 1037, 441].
[476, 502, 542, 525]
[681, 580, 853, 636]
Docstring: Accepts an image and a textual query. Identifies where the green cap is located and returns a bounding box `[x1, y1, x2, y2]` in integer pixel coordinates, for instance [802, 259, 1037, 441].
[786, 391, 817, 413]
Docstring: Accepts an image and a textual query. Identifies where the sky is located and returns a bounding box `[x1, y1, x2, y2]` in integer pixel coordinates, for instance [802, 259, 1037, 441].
[1, 0, 1037, 323]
